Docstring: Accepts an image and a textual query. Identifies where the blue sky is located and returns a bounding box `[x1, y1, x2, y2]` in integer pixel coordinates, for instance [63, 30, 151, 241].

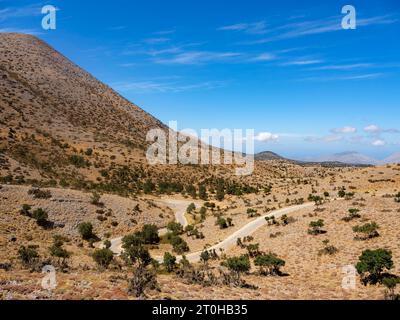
[1, 0, 400, 159]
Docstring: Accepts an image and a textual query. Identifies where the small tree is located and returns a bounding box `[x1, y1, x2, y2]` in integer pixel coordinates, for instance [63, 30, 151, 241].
[18, 245, 39, 268]
[90, 192, 103, 206]
[49, 238, 70, 264]
[20, 204, 32, 217]
[382, 277, 400, 300]
[200, 250, 211, 265]
[77, 222, 95, 241]
[92, 248, 114, 269]
[318, 240, 338, 256]
[163, 252, 176, 272]
[186, 203, 196, 213]
[224, 255, 250, 284]
[32, 208, 49, 227]
[356, 249, 394, 285]
[141, 224, 160, 244]
[103, 239, 112, 249]
[167, 221, 184, 236]
[170, 235, 189, 254]
[353, 222, 379, 240]
[342, 208, 361, 222]
[216, 184, 225, 201]
[308, 219, 326, 235]
[128, 265, 158, 298]
[216, 216, 228, 229]
[246, 243, 261, 258]
[254, 253, 286, 276]
[198, 184, 208, 200]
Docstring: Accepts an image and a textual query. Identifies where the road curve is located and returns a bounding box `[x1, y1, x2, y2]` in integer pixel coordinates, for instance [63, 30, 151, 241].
[105, 199, 315, 263]
[103, 198, 200, 254]
[166, 202, 315, 263]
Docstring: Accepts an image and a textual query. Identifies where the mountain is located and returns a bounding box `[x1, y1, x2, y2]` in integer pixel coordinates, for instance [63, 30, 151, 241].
[383, 153, 400, 164]
[0, 33, 283, 191]
[255, 150, 375, 167]
[254, 151, 285, 161]
[312, 152, 380, 165]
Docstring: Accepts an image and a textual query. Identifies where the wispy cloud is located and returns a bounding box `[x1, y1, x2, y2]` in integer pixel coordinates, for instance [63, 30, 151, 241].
[364, 124, 400, 134]
[240, 14, 398, 44]
[153, 51, 242, 65]
[250, 53, 277, 62]
[112, 79, 227, 93]
[143, 37, 170, 44]
[311, 63, 374, 71]
[0, 3, 45, 21]
[218, 21, 268, 35]
[282, 59, 323, 66]
[299, 73, 385, 82]
[331, 126, 357, 134]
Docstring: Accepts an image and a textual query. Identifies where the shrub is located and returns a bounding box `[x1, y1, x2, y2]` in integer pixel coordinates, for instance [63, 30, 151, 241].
[32, 208, 49, 227]
[383, 277, 400, 300]
[49, 238, 70, 261]
[342, 208, 361, 222]
[18, 245, 39, 267]
[92, 248, 114, 269]
[198, 185, 208, 200]
[186, 203, 196, 213]
[254, 253, 286, 276]
[141, 224, 160, 244]
[167, 221, 184, 236]
[224, 255, 251, 278]
[318, 240, 338, 256]
[353, 222, 379, 240]
[77, 222, 95, 240]
[308, 219, 326, 235]
[90, 192, 103, 206]
[103, 240, 112, 249]
[28, 188, 51, 199]
[163, 252, 176, 272]
[356, 249, 394, 285]
[20, 204, 32, 217]
[128, 265, 158, 298]
[69, 155, 88, 168]
[170, 235, 189, 254]
[216, 216, 228, 229]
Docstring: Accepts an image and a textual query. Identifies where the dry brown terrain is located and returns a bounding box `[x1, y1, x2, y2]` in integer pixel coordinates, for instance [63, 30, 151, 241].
[1, 33, 400, 300]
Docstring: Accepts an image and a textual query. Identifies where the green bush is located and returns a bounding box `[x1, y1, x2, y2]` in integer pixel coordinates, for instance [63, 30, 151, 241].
[77, 222, 95, 240]
[32, 208, 49, 227]
[18, 245, 39, 267]
[356, 249, 394, 285]
[254, 253, 285, 276]
[163, 252, 176, 272]
[92, 248, 114, 269]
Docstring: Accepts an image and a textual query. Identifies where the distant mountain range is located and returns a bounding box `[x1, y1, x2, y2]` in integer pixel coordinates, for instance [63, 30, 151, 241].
[255, 151, 400, 166]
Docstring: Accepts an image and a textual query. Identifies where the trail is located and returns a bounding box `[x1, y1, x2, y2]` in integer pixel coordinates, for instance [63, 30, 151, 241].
[106, 198, 316, 263]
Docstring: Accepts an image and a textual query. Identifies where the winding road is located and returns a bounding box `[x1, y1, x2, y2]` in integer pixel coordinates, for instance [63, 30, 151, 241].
[105, 198, 316, 263]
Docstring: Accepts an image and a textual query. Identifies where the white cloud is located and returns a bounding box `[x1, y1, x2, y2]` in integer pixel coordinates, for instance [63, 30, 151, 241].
[218, 21, 268, 35]
[372, 139, 386, 146]
[112, 80, 226, 93]
[254, 132, 279, 142]
[251, 53, 276, 62]
[282, 59, 323, 66]
[331, 126, 357, 134]
[153, 51, 242, 65]
[364, 124, 381, 133]
[364, 124, 399, 134]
